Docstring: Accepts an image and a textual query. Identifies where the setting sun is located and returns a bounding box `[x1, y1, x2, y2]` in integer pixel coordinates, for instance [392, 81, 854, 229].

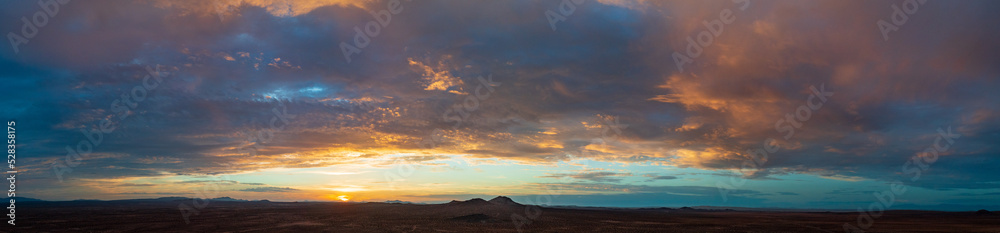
[337, 195, 351, 202]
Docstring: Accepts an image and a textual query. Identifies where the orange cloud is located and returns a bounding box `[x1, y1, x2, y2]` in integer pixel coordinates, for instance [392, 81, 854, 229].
[149, 0, 369, 17]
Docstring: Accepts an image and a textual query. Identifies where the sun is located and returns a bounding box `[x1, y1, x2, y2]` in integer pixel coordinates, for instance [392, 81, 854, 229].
[337, 195, 351, 202]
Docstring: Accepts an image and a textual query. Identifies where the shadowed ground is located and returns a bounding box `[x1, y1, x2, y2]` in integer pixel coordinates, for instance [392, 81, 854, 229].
[9, 197, 1000, 232]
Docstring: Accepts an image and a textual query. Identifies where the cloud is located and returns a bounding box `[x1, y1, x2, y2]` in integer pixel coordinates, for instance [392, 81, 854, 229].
[408, 56, 466, 93]
[540, 171, 634, 183]
[642, 174, 679, 181]
[2, 0, 1000, 204]
[239, 187, 299, 192]
[149, 0, 370, 17]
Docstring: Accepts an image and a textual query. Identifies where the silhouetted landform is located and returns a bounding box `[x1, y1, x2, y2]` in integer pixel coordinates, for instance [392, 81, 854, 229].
[487, 196, 522, 206]
[10, 197, 45, 202]
[9, 196, 999, 232]
[449, 197, 488, 206]
[383, 200, 414, 204]
[17, 196, 255, 203]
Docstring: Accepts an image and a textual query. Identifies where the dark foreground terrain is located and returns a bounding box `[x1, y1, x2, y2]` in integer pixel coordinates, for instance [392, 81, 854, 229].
[7, 197, 999, 232]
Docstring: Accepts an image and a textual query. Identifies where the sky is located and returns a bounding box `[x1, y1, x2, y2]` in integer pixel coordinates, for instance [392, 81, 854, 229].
[1, 0, 999, 211]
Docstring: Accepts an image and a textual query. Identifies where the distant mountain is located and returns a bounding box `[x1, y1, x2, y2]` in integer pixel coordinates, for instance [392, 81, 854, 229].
[14, 196, 255, 203]
[11, 197, 45, 202]
[24, 195, 994, 212]
[209, 197, 247, 202]
[384, 200, 413, 204]
[691, 206, 851, 212]
[431, 197, 528, 223]
[487, 196, 523, 207]
[444, 196, 524, 207]
[893, 203, 1000, 212]
[110, 197, 249, 202]
[447, 198, 489, 206]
